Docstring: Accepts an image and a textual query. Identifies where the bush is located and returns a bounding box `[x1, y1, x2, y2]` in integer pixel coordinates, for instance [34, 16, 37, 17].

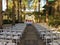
[48, 15, 60, 27]
[15, 20, 19, 23]
[3, 20, 12, 24]
[41, 15, 46, 22]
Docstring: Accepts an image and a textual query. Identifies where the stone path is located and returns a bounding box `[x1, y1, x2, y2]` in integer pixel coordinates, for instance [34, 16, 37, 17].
[20, 25, 45, 45]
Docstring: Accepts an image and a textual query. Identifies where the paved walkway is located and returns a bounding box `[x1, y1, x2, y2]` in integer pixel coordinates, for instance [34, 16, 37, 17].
[20, 25, 45, 45]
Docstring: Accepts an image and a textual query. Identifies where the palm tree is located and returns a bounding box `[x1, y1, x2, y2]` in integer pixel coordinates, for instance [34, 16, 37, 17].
[6, 0, 8, 10]
[12, 0, 16, 25]
[33, 0, 38, 11]
[21, 0, 28, 22]
[17, 0, 23, 23]
[38, 0, 41, 23]
[32, 0, 39, 22]
[17, 0, 22, 23]
[46, 0, 49, 24]
[38, 0, 40, 12]
[6, 0, 10, 23]
[0, 0, 3, 28]
[19, 0, 22, 22]
[17, 0, 20, 22]
[57, 0, 60, 15]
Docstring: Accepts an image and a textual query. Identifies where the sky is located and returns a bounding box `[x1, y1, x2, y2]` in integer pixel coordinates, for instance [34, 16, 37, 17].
[2, 0, 7, 11]
[2, 0, 46, 11]
[40, 0, 46, 7]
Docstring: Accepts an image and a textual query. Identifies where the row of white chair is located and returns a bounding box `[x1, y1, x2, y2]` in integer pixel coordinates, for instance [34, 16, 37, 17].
[0, 23, 26, 45]
[34, 24, 60, 45]
[0, 42, 16, 45]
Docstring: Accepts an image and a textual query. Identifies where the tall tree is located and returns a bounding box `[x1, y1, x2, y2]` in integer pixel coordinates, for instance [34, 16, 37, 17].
[53, 1, 58, 18]
[6, 0, 8, 10]
[19, 0, 22, 22]
[6, 0, 10, 23]
[32, 0, 39, 22]
[38, 0, 41, 22]
[0, 0, 3, 28]
[17, 0, 20, 22]
[12, 0, 16, 25]
[46, 0, 49, 24]
[38, 0, 40, 12]
[21, 0, 28, 22]
[33, 0, 38, 11]
[57, 0, 60, 15]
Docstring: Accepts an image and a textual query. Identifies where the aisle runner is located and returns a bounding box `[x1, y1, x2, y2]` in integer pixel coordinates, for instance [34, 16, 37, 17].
[20, 25, 45, 45]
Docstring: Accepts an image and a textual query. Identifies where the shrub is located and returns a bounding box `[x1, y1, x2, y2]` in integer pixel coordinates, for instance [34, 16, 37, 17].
[3, 20, 12, 24]
[48, 15, 60, 27]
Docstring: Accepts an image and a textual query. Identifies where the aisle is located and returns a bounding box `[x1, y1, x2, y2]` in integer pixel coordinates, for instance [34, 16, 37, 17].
[20, 25, 45, 45]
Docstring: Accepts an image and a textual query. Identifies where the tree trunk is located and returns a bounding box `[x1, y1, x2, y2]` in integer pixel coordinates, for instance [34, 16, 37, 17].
[17, 0, 22, 23]
[6, 0, 8, 10]
[23, 5, 26, 22]
[38, 0, 40, 12]
[12, 0, 16, 25]
[46, 0, 49, 24]
[38, 0, 41, 23]
[0, 0, 3, 28]
[58, 0, 60, 15]
[18, 0, 22, 23]
[17, 0, 20, 23]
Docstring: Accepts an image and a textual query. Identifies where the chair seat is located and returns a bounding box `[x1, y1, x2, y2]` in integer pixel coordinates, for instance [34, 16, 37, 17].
[49, 42, 59, 45]
[12, 36, 20, 39]
[7, 43, 16, 45]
